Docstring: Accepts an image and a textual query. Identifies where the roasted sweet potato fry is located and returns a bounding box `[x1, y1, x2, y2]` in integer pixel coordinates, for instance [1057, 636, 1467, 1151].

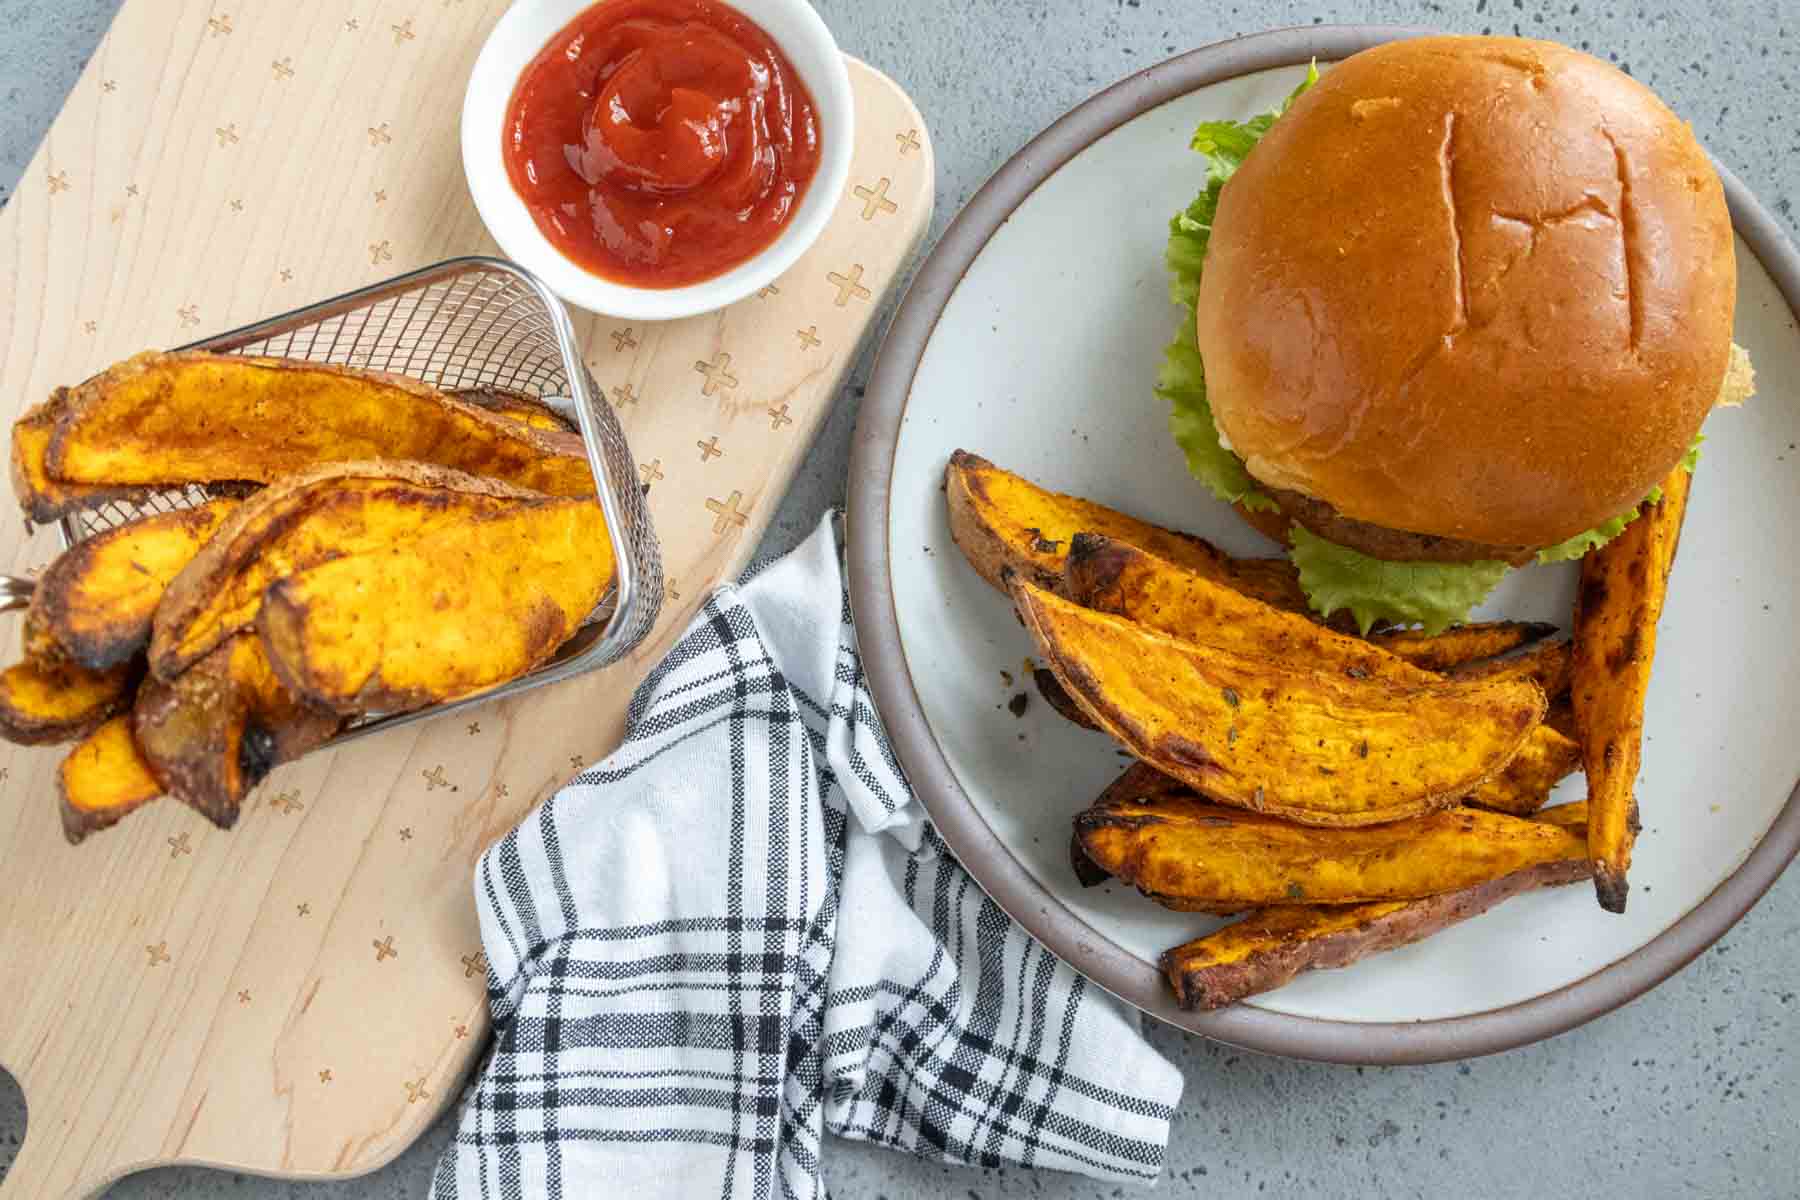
[0, 656, 136, 745]
[133, 635, 340, 828]
[944, 450, 1308, 610]
[1067, 534, 1575, 701]
[21, 606, 62, 663]
[1060, 534, 1577, 815]
[30, 498, 241, 670]
[1572, 467, 1692, 912]
[151, 462, 540, 680]
[1447, 638, 1574, 698]
[59, 716, 163, 843]
[1367, 622, 1558, 673]
[1533, 801, 1590, 829]
[1012, 579, 1544, 826]
[1545, 696, 1577, 739]
[1161, 849, 1591, 1010]
[258, 497, 615, 714]
[1074, 764, 1588, 908]
[43, 351, 595, 497]
[1064, 533, 1415, 682]
[452, 388, 577, 433]
[10, 391, 161, 523]
[1466, 726, 1582, 816]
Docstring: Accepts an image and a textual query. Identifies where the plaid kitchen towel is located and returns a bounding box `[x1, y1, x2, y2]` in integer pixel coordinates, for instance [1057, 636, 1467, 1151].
[431, 513, 1182, 1199]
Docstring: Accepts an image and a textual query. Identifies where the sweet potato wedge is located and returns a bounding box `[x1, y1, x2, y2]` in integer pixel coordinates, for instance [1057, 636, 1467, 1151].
[1074, 765, 1589, 909]
[150, 462, 542, 680]
[0, 656, 136, 745]
[1061, 533, 1578, 815]
[21, 606, 62, 663]
[1367, 621, 1559, 673]
[59, 716, 163, 843]
[1068, 534, 1576, 699]
[133, 635, 340, 827]
[1533, 801, 1590, 829]
[258, 497, 615, 714]
[1012, 579, 1545, 827]
[12, 385, 258, 523]
[944, 450, 1308, 610]
[10, 391, 163, 523]
[1545, 695, 1577, 740]
[1572, 466, 1692, 912]
[30, 498, 241, 670]
[43, 351, 596, 497]
[1447, 638, 1575, 698]
[1064, 533, 1418, 683]
[1161, 846, 1592, 1010]
[1466, 726, 1582, 816]
[452, 387, 577, 433]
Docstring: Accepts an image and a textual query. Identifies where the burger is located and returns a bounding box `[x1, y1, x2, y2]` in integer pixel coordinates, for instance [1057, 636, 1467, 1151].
[1158, 36, 1754, 633]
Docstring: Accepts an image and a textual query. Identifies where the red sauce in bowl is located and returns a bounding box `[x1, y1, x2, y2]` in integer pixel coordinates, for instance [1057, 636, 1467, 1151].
[502, 0, 823, 288]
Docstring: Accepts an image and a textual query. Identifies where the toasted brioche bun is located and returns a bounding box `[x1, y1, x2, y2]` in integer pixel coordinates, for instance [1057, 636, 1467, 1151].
[1196, 36, 1735, 549]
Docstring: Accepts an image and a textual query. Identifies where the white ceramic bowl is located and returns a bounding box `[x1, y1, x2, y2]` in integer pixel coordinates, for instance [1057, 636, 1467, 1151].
[462, 0, 853, 320]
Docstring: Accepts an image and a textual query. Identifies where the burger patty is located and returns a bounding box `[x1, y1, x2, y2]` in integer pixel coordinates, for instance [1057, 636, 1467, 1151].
[1261, 487, 1541, 566]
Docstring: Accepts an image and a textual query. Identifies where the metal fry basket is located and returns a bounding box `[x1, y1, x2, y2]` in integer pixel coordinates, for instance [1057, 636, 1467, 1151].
[47, 256, 662, 746]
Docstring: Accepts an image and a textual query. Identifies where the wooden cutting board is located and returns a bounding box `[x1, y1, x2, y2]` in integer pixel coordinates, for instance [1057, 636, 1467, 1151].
[0, 4, 932, 1194]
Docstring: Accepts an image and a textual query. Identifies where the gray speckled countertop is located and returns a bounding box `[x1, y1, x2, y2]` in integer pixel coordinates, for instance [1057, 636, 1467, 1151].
[3, 2, 1798, 1196]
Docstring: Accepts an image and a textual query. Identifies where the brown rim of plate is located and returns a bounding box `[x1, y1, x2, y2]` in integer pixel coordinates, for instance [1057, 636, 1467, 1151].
[845, 24, 1800, 1065]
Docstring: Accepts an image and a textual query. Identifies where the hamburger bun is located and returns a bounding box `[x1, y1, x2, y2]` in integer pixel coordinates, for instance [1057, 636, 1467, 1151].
[1195, 36, 1736, 550]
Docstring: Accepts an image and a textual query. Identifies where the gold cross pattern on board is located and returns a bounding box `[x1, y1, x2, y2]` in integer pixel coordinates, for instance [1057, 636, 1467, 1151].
[706, 492, 750, 535]
[694, 353, 739, 397]
[853, 177, 898, 221]
[828, 265, 872, 307]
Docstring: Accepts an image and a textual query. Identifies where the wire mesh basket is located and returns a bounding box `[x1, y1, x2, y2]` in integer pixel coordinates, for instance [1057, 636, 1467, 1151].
[33, 256, 662, 746]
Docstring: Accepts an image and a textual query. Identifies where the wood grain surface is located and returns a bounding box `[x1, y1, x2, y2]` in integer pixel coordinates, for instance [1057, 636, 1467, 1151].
[0, 3, 932, 1195]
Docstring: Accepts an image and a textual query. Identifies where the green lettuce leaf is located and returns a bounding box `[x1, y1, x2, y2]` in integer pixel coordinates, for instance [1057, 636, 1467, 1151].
[1534, 513, 1635, 564]
[1159, 317, 1271, 507]
[1288, 526, 1511, 636]
[1156, 66, 1317, 515]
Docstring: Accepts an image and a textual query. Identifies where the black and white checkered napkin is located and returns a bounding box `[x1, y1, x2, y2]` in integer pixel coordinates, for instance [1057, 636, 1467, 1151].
[430, 515, 1182, 1199]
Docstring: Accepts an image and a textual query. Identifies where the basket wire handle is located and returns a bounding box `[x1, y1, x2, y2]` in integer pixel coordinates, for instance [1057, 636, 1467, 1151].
[0, 574, 33, 613]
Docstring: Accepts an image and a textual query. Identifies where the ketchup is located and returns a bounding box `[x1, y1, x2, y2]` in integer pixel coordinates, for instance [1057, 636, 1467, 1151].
[503, 0, 823, 288]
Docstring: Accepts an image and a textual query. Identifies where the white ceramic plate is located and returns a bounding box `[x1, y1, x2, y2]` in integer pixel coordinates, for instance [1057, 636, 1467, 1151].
[848, 27, 1800, 1062]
